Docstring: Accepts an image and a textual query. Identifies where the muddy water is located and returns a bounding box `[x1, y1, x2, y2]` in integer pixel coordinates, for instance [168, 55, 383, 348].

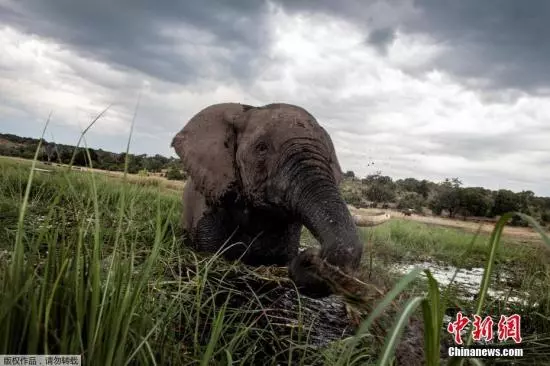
[390, 261, 531, 305]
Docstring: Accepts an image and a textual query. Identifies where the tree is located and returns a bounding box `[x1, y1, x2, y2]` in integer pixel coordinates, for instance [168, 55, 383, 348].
[58, 146, 73, 164]
[396, 178, 432, 199]
[458, 187, 493, 217]
[365, 184, 395, 203]
[42, 143, 57, 162]
[362, 173, 393, 186]
[397, 192, 425, 212]
[166, 166, 185, 180]
[492, 189, 520, 216]
[341, 189, 363, 207]
[117, 152, 128, 164]
[429, 178, 462, 217]
[517, 190, 535, 212]
[97, 151, 120, 171]
[417, 180, 431, 199]
[343, 170, 356, 179]
[143, 154, 169, 172]
[534, 197, 550, 225]
[73, 148, 98, 167]
[363, 175, 396, 204]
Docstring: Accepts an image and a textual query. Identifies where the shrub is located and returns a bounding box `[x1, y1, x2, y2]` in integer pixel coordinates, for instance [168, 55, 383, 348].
[166, 166, 185, 180]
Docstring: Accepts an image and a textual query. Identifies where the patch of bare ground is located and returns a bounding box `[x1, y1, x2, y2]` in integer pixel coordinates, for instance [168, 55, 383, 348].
[352, 207, 547, 243]
[2, 156, 186, 191]
[95, 168, 186, 191]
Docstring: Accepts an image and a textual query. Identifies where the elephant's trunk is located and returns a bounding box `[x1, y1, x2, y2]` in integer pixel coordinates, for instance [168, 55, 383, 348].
[294, 180, 363, 270]
[271, 140, 363, 296]
[284, 170, 363, 297]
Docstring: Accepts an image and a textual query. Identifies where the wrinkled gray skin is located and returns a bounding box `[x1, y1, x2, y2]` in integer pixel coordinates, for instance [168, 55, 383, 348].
[171, 102, 363, 298]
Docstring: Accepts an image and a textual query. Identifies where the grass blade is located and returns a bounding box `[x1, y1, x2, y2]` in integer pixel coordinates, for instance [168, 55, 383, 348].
[376, 296, 424, 366]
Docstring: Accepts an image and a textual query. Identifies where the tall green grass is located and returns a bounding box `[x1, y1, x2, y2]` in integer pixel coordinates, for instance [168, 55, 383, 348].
[0, 158, 176, 363]
[0, 114, 549, 364]
[362, 219, 544, 268]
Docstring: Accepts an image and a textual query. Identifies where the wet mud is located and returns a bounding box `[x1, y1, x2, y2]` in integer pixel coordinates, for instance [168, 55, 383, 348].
[170, 253, 452, 365]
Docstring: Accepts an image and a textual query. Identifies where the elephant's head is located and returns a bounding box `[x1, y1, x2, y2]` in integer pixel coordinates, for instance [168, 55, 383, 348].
[171, 102, 364, 297]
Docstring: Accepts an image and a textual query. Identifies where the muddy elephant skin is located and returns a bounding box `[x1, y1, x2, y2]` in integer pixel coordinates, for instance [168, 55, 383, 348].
[171, 102, 365, 298]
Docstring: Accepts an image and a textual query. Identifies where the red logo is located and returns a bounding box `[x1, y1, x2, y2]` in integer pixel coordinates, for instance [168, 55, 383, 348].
[472, 315, 494, 342]
[447, 313, 522, 345]
[498, 314, 522, 344]
[447, 311, 470, 345]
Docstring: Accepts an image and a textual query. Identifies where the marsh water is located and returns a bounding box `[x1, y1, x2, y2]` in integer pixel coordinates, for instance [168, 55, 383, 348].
[389, 260, 530, 305]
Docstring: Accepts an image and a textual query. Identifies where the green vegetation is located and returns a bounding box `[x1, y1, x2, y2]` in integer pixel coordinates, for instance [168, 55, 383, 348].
[342, 174, 550, 229]
[0, 133, 183, 176]
[360, 219, 543, 267]
[1, 151, 549, 364]
[165, 165, 186, 180]
[2, 132, 549, 227]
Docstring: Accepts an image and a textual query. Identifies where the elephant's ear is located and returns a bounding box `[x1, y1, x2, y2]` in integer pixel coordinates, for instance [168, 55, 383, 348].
[171, 103, 254, 203]
[320, 125, 344, 185]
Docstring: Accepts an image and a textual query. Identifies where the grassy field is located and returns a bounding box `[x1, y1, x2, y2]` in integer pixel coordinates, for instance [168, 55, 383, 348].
[1, 155, 549, 365]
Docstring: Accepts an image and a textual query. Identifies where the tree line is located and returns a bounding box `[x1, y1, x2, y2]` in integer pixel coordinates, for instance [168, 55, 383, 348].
[0, 133, 186, 180]
[1, 133, 549, 227]
[341, 171, 550, 228]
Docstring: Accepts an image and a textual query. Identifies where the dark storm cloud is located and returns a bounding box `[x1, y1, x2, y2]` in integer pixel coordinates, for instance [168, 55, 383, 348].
[281, 0, 550, 93]
[406, 0, 550, 93]
[4, 0, 550, 92]
[1, 0, 549, 196]
[366, 28, 396, 54]
[0, 0, 272, 84]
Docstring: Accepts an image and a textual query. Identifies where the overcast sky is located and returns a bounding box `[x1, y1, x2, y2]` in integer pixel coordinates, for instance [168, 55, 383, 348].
[1, 0, 549, 195]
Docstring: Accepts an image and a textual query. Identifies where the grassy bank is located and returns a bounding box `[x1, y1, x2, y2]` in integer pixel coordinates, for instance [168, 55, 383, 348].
[361, 218, 547, 267]
[1, 155, 549, 365]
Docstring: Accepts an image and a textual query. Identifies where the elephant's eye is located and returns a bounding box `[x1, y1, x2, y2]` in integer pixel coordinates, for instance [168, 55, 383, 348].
[256, 142, 268, 154]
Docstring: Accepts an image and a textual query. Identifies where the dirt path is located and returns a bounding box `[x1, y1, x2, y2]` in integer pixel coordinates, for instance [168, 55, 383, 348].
[353, 207, 547, 242]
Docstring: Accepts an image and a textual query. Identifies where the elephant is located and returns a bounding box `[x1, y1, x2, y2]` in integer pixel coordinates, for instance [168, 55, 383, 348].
[171, 102, 387, 298]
